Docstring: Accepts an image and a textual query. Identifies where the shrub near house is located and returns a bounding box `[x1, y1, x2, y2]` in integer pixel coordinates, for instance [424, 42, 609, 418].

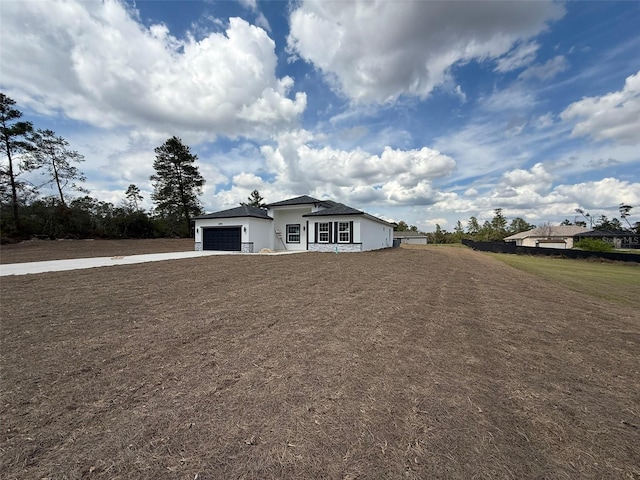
[573, 238, 614, 252]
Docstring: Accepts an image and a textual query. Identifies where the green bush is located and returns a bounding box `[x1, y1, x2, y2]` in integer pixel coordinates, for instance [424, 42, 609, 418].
[574, 238, 614, 252]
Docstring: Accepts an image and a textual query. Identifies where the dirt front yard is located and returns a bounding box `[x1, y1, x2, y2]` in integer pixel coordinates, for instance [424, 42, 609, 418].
[1, 245, 639, 479]
[0, 238, 194, 264]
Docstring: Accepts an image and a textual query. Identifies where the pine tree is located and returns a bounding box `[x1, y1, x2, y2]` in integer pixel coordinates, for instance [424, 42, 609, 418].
[150, 136, 205, 236]
[125, 184, 143, 212]
[27, 129, 88, 207]
[241, 189, 267, 209]
[0, 93, 34, 231]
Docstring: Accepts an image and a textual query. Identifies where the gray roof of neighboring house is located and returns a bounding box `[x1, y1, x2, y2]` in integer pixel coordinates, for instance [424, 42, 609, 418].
[267, 195, 323, 207]
[504, 225, 589, 240]
[575, 229, 640, 237]
[193, 205, 272, 220]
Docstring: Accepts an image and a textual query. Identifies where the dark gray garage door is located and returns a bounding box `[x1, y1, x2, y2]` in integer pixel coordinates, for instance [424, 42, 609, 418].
[202, 227, 241, 251]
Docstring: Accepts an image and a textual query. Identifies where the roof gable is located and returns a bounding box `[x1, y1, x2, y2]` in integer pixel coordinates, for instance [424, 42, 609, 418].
[193, 205, 271, 220]
[303, 203, 362, 216]
[267, 195, 322, 207]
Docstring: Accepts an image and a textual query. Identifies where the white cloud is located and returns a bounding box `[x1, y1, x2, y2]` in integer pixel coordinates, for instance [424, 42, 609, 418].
[424, 174, 640, 230]
[554, 178, 640, 208]
[454, 85, 467, 103]
[259, 130, 456, 206]
[255, 13, 271, 32]
[287, 0, 564, 103]
[495, 41, 540, 73]
[501, 162, 554, 193]
[560, 71, 640, 145]
[0, 0, 305, 140]
[422, 218, 448, 228]
[479, 85, 537, 112]
[535, 113, 555, 129]
[238, 0, 258, 11]
[518, 55, 568, 81]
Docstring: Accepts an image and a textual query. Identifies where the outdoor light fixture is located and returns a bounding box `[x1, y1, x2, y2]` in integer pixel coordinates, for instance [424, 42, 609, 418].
[243, 226, 247, 232]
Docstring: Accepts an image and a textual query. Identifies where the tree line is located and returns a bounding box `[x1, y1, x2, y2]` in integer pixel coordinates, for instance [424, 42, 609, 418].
[3, 92, 637, 244]
[1, 93, 204, 242]
[396, 205, 638, 245]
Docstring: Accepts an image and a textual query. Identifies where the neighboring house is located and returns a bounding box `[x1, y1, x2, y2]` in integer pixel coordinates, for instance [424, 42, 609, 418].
[504, 225, 589, 249]
[573, 229, 640, 249]
[394, 231, 428, 245]
[193, 195, 394, 253]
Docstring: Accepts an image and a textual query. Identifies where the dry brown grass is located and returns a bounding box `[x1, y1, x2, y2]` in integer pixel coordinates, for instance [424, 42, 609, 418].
[1, 242, 639, 479]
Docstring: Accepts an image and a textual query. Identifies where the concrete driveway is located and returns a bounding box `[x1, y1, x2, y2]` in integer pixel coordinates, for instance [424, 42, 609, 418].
[0, 250, 302, 276]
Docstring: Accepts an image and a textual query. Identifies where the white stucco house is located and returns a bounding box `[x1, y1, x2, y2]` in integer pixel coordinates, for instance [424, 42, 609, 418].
[504, 225, 589, 249]
[193, 195, 394, 253]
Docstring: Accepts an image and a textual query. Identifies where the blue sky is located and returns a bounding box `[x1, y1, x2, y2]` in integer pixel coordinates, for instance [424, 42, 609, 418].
[1, 0, 639, 230]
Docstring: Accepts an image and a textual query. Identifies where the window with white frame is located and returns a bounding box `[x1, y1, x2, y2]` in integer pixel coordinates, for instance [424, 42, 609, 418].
[286, 224, 300, 243]
[318, 222, 330, 243]
[338, 222, 351, 243]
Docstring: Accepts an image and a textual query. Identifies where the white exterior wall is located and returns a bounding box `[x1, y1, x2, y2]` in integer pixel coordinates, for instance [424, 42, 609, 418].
[194, 217, 274, 251]
[537, 241, 567, 249]
[270, 207, 312, 251]
[247, 218, 275, 251]
[307, 216, 392, 252]
[402, 237, 428, 245]
[520, 237, 574, 248]
[359, 217, 393, 251]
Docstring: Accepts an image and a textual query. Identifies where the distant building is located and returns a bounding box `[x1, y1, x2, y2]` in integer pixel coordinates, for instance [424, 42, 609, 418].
[393, 231, 428, 246]
[504, 225, 589, 249]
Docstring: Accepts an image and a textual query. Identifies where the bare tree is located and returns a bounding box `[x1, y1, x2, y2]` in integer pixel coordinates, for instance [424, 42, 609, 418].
[619, 203, 633, 230]
[539, 222, 552, 238]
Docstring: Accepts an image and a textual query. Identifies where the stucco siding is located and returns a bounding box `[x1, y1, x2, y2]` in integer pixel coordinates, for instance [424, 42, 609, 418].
[400, 237, 428, 245]
[359, 217, 393, 251]
[271, 207, 312, 251]
[307, 216, 391, 252]
[247, 218, 275, 251]
[194, 217, 273, 251]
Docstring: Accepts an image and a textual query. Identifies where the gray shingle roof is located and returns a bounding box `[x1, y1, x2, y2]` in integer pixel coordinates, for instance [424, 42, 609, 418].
[303, 202, 393, 226]
[193, 205, 272, 220]
[195, 196, 393, 227]
[575, 229, 639, 237]
[267, 195, 322, 207]
[303, 203, 362, 216]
